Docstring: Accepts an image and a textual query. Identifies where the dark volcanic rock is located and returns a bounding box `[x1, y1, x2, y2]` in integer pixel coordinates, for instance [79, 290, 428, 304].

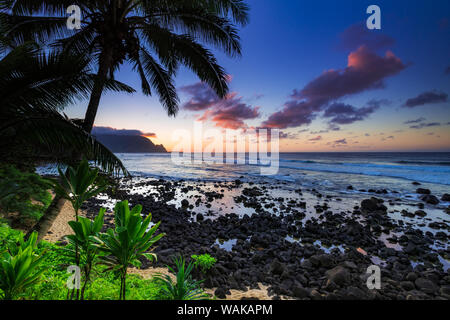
[415, 278, 438, 294]
[325, 266, 350, 286]
[420, 195, 439, 205]
[181, 199, 189, 208]
[292, 285, 309, 298]
[416, 188, 431, 195]
[400, 281, 415, 291]
[414, 210, 427, 217]
[214, 287, 227, 299]
[441, 194, 450, 202]
[361, 198, 387, 213]
[269, 259, 286, 275]
[82, 177, 449, 301]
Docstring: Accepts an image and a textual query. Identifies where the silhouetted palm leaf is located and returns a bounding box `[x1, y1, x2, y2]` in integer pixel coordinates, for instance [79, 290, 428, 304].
[0, 45, 131, 176]
[3, 0, 249, 132]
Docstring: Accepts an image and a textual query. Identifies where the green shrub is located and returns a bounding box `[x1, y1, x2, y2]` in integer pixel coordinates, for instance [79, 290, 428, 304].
[65, 208, 105, 299]
[0, 232, 45, 300]
[191, 254, 217, 274]
[0, 224, 24, 250]
[0, 165, 52, 223]
[154, 256, 209, 300]
[0, 212, 169, 301]
[94, 200, 165, 300]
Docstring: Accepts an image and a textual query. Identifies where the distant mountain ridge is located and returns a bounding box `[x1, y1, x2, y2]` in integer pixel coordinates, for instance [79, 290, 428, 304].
[94, 134, 167, 153]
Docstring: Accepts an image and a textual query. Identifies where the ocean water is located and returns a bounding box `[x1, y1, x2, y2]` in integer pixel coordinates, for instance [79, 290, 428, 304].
[36, 152, 449, 270]
[113, 152, 450, 199]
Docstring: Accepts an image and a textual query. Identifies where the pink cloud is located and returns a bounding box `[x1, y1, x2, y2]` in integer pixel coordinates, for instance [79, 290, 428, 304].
[308, 135, 322, 141]
[262, 46, 407, 129]
[182, 82, 260, 129]
[338, 22, 395, 51]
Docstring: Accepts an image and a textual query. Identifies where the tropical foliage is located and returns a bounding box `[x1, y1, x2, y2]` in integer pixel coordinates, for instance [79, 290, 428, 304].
[155, 256, 209, 300]
[0, 44, 130, 175]
[0, 164, 52, 224]
[2, 0, 249, 132]
[94, 200, 165, 300]
[0, 231, 45, 300]
[0, 224, 168, 300]
[52, 160, 107, 221]
[65, 208, 105, 300]
[191, 253, 217, 274]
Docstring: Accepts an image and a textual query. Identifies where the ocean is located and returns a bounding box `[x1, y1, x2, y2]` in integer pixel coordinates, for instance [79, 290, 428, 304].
[112, 152, 450, 199]
[36, 151, 450, 271]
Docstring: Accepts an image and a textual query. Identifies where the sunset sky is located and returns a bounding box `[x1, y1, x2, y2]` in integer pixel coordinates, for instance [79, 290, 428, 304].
[67, 0, 450, 152]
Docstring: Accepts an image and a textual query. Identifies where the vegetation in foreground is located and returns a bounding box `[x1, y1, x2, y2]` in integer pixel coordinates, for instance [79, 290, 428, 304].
[0, 161, 213, 300]
[0, 164, 52, 227]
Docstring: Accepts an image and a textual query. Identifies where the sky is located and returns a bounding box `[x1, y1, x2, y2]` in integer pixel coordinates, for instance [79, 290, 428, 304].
[67, 0, 450, 152]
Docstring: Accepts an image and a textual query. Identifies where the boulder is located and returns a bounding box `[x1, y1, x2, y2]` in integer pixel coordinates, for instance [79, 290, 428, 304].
[415, 278, 438, 294]
[325, 266, 350, 286]
[400, 281, 415, 291]
[441, 194, 450, 202]
[361, 197, 387, 213]
[420, 195, 439, 205]
[414, 210, 427, 217]
[214, 287, 227, 299]
[292, 285, 309, 298]
[310, 254, 334, 268]
[269, 258, 286, 275]
[181, 199, 189, 208]
[416, 188, 431, 195]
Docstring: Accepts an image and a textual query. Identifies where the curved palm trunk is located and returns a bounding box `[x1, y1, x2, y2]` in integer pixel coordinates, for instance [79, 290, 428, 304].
[82, 50, 113, 133]
[25, 195, 66, 241]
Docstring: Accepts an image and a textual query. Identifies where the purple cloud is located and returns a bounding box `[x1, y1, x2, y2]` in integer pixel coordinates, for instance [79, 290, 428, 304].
[323, 102, 379, 125]
[404, 91, 448, 108]
[262, 46, 406, 129]
[381, 135, 395, 141]
[404, 117, 426, 124]
[409, 122, 441, 129]
[308, 135, 322, 141]
[280, 131, 299, 140]
[338, 22, 395, 51]
[180, 82, 220, 111]
[334, 138, 347, 145]
[181, 82, 260, 129]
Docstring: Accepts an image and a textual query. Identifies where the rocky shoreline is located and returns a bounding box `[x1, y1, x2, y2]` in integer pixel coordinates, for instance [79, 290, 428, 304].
[80, 177, 450, 300]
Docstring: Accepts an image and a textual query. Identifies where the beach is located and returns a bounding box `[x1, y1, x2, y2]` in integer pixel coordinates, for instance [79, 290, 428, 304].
[38, 152, 450, 300]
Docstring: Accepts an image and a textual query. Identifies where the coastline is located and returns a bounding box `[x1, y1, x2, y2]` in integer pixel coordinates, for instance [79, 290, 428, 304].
[53, 175, 449, 300]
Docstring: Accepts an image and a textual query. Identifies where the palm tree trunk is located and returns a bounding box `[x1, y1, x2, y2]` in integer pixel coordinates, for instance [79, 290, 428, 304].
[82, 50, 113, 133]
[25, 195, 66, 241]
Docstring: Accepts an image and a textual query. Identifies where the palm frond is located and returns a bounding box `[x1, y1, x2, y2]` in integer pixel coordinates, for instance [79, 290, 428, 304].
[139, 48, 179, 116]
[0, 45, 131, 176]
[141, 24, 229, 98]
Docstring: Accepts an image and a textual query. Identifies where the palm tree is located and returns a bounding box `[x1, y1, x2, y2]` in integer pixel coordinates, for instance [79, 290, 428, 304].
[3, 0, 249, 132]
[0, 43, 131, 175]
